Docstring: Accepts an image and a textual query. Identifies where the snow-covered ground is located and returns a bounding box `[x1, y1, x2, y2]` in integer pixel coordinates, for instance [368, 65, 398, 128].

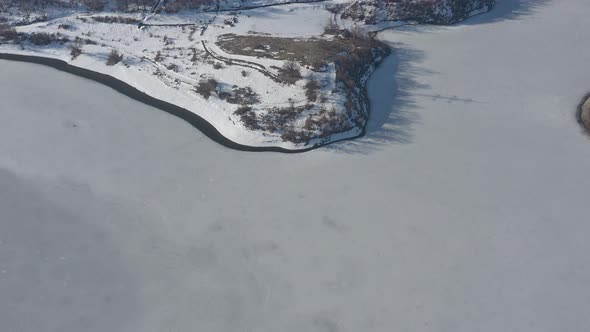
[0, 1, 382, 150]
[1, 0, 590, 331]
[0, 0, 497, 150]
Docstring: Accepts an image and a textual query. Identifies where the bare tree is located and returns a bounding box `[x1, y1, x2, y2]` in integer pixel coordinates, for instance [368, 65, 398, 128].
[106, 49, 123, 66]
[69, 37, 83, 60]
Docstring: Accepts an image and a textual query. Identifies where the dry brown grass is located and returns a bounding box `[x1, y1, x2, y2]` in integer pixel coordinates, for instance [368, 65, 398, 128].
[216, 32, 375, 70]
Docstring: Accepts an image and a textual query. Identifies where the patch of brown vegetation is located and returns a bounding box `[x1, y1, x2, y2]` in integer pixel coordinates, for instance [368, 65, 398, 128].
[580, 94, 590, 134]
[216, 31, 377, 71]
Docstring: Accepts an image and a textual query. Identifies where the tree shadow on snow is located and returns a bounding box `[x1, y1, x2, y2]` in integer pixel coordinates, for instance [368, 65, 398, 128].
[458, 0, 554, 26]
[323, 0, 553, 154]
[325, 44, 430, 154]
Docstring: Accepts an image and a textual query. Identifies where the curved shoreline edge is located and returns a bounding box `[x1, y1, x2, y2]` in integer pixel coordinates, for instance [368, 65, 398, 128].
[577, 93, 590, 137]
[0, 52, 377, 153]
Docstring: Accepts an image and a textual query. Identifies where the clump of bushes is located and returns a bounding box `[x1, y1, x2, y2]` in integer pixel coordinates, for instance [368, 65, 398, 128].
[0, 24, 18, 43]
[260, 106, 304, 132]
[281, 129, 311, 144]
[221, 87, 260, 105]
[279, 60, 302, 84]
[195, 78, 218, 99]
[166, 63, 178, 72]
[234, 106, 260, 130]
[190, 48, 199, 62]
[234, 105, 252, 116]
[30, 32, 70, 45]
[91, 16, 140, 25]
[30, 32, 54, 45]
[188, 27, 197, 42]
[106, 49, 123, 66]
[154, 51, 163, 62]
[70, 38, 83, 60]
[281, 110, 354, 144]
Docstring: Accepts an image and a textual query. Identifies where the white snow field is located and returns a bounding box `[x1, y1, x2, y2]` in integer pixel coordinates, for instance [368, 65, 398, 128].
[1, 0, 590, 331]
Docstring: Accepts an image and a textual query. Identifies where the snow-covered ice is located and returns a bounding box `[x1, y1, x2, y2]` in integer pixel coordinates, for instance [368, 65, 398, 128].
[1, 0, 590, 331]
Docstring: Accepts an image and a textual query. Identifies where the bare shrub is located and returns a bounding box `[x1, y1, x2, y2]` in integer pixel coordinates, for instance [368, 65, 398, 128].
[190, 48, 198, 62]
[234, 106, 260, 130]
[281, 129, 310, 144]
[279, 60, 302, 84]
[188, 27, 197, 41]
[261, 105, 304, 132]
[195, 78, 218, 99]
[166, 63, 178, 72]
[29, 32, 68, 45]
[0, 24, 18, 42]
[106, 49, 123, 66]
[222, 86, 260, 105]
[70, 38, 83, 60]
[283, 59, 300, 73]
[234, 105, 252, 116]
[91, 16, 140, 24]
[163, 35, 174, 45]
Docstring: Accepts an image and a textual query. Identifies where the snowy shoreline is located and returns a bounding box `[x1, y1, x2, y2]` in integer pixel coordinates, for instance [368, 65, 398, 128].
[0, 0, 496, 152]
[0, 51, 388, 152]
[4, 1, 590, 330]
[0, 2, 396, 152]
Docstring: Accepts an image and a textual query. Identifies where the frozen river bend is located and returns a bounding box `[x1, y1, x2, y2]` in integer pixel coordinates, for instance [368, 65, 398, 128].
[1, 0, 590, 331]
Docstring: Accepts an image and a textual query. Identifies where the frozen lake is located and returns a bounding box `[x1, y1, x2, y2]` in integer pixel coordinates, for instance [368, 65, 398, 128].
[1, 0, 590, 331]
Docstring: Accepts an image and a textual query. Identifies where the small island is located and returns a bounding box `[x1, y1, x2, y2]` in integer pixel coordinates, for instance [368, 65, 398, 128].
[0, 0, 495, 151]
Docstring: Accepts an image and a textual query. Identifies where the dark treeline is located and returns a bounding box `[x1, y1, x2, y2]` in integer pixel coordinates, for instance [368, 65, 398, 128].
[2, 0, 218, 12]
